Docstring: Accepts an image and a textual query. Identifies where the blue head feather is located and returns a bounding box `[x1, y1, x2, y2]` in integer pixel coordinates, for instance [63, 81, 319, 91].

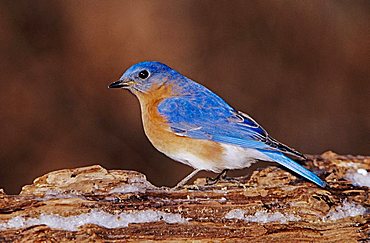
[119, 61, 186, 93]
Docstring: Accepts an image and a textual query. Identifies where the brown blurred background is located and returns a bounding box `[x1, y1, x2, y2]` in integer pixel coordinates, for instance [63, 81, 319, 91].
[0, 0, 369, 194]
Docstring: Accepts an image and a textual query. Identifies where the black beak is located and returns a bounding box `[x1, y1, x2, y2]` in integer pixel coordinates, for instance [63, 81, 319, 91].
[108, 80, 126, 89]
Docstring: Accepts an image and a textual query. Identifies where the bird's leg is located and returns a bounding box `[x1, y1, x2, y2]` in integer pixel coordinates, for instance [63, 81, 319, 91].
[206, 169, 229, 185]
[171, 169, 202, 190]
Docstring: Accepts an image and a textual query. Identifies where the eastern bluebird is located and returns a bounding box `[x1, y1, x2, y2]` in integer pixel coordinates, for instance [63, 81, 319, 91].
[109, 61, 326, 189]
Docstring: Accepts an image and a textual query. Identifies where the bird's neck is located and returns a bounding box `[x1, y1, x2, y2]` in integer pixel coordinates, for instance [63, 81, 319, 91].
[136, 83, 178, 110]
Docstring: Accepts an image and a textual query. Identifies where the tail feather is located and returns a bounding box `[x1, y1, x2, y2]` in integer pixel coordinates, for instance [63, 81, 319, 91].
[261, 150, 326, 188]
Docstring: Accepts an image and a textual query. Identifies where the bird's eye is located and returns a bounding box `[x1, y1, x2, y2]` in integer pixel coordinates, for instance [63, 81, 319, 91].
[138, 70, 149, 79]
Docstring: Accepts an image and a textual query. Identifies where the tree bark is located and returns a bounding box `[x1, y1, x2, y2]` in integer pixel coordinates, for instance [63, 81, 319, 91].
[0, 152, 369, 242]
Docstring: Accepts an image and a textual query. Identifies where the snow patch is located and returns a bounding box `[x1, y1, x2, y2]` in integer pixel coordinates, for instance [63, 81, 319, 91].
[0, 210, 187, 231]
[324, 200, 367, 221]
[225, 209, 300, 224]
[345, 169, 370, 187]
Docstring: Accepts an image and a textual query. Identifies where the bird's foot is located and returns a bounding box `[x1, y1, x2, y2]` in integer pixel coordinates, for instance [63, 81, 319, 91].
[206, 173, 248, 189]
[207, 176, 242, 185]
[205, 177, 218, 185]
[206, 169, 229, 185]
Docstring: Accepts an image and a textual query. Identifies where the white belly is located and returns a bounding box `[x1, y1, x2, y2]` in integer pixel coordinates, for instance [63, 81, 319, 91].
[166, 143, 272, 173]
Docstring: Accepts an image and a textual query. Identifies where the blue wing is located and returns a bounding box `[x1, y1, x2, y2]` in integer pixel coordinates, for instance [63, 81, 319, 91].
[158, 93, 326, 188]
[158, 94, 304, 159]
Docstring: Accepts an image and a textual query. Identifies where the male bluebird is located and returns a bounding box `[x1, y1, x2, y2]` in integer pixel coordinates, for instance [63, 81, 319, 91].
[109, 61, 326, 189]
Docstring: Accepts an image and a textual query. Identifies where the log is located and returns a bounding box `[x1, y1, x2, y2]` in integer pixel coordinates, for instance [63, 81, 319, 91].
[0, 151, 369, 242]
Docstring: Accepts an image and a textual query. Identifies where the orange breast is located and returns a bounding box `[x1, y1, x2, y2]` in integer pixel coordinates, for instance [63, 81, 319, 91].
[135, 84, 225, 171]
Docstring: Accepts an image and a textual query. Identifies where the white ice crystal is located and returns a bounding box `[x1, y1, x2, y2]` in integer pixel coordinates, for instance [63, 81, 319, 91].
[218, 197, 227, 203]
[225, 209, 300, 224]
[324, 200, 367, 221]
[0, 210, 187, 231]
[345, 169, 370, 187]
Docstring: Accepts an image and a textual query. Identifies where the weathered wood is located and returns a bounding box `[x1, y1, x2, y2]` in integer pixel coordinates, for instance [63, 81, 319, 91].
[0, 152, 369, 242]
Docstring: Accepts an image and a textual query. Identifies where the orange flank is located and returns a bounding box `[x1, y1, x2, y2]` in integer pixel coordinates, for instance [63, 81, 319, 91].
[135, 83, 225, 170]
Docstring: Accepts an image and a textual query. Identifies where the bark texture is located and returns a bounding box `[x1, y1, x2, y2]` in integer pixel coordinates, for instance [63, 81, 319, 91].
[0, 152, 369, 242]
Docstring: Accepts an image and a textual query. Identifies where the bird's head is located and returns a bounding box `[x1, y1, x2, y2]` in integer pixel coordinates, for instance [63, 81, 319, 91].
[109, 61, 180, 95]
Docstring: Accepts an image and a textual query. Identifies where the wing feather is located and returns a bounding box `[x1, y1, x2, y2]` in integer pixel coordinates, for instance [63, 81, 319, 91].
[158, 96, 305, 159]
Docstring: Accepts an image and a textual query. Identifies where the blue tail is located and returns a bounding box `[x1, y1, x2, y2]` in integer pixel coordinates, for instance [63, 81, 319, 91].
[260, 150, 326, 188]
